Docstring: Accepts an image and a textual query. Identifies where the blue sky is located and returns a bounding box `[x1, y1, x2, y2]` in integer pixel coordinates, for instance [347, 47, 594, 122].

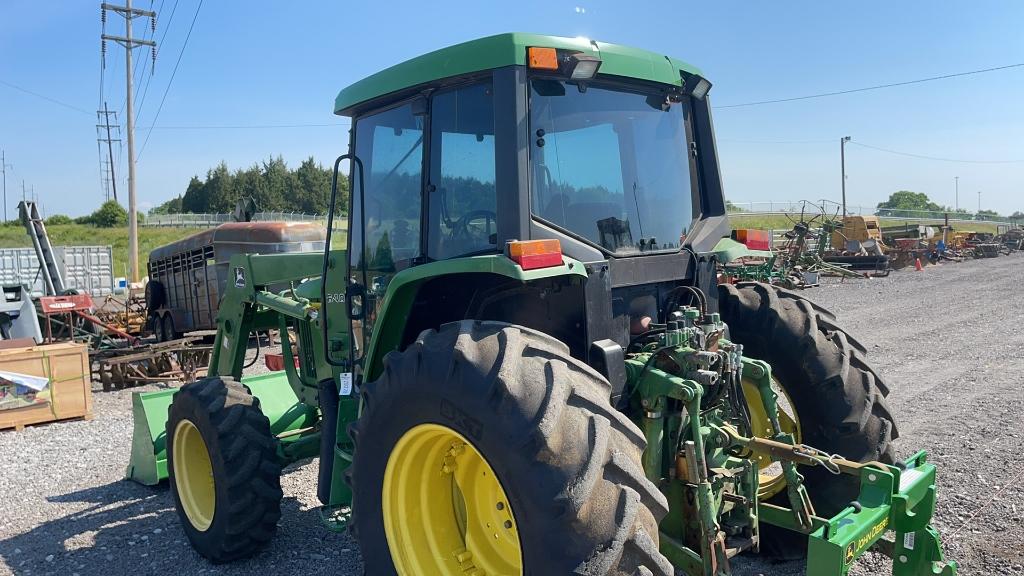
[1, 1, 1022, 218]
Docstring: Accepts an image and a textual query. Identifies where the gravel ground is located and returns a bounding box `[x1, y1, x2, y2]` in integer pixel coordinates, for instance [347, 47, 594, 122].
[1, 255, 1021, 576]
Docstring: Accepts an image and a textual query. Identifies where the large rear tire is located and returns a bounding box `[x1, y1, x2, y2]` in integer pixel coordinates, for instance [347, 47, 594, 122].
[718, 282, 897, 555]
[350, 320, 673, 576]
[166, 376, 283, 563]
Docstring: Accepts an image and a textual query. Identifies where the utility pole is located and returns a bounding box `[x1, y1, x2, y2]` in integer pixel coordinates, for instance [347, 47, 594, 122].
[840, 136, 851, 218]
[102, 0, 156, 282]
[1, 150, 10, 223]
[954, 176, 959, 212]
[97, 102, 120, 202]
[977, 191, 981, 215]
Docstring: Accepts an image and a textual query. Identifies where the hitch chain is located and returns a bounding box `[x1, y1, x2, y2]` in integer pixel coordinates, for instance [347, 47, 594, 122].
[792, 444, 843, 475]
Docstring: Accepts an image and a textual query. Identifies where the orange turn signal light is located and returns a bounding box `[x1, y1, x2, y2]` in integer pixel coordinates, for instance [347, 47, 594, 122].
[528, 47, 559, 70]
[507, 239, 563, 270]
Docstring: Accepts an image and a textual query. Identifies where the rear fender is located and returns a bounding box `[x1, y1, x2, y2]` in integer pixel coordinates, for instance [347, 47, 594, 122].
[362, 253, 587, 382]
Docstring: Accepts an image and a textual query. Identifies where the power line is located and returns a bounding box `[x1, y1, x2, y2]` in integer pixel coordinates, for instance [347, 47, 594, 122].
[0, 79, 93, 115]
[136, 0, 180, 121]
[718, 138, 833, 145]
[716, 62, 1024, 109]
[849, 141, 1024, 164]
[137, 0, 203, 160]
[138, 122, 350, 130]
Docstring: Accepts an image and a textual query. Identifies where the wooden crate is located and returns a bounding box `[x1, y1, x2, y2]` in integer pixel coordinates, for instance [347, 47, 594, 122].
[0, 342, 93, 431]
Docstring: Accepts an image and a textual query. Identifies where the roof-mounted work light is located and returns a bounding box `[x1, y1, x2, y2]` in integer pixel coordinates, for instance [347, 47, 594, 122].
[683, 73, 712, 100]
[568, 53, 602, 79]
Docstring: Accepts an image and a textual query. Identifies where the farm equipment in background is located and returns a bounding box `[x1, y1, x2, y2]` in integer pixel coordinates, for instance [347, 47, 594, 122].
[721, 229, 820, 289]
[961, 233, 1002, 258]
[0, 284, 42, 343]
[822, 214, 891, 276]
[996, 224, 1024, 252]
[774, 203, 870, 281]
[93, 293, 149, 336]
[128, 34, 956, 576]
[92, 337, 211, 391]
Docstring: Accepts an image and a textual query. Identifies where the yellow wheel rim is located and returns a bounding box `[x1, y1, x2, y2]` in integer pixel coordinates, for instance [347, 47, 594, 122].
[383, 423, 522, 576]
[172, 419, 216, 531]
[741, 377, 802, 500]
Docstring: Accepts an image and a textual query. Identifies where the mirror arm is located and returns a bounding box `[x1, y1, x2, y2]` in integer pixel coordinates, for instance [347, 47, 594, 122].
[322, 153, 365, 367]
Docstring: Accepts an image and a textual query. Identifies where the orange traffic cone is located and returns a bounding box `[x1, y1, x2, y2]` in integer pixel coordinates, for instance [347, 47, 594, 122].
[914, 257, 923, 271]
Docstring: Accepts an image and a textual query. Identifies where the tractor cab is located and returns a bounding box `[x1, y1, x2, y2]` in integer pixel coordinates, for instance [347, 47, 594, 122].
[328, 33, 730, 378]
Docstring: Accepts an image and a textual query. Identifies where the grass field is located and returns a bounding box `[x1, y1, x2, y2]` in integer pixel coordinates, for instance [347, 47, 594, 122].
[0, 223, 203, 278]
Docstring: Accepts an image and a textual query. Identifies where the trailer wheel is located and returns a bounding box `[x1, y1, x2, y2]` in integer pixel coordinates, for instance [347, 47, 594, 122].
[145, 280, 166, 311]
[162, 314, 179, 342]
[151, 315, 165, 342]
[718, 282, 897, 556]
[350, 320, 673, 576]
[166, 376, 283, 563]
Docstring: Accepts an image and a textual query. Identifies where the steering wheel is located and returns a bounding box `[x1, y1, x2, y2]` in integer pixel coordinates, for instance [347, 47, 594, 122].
[450, 210, 497, 243]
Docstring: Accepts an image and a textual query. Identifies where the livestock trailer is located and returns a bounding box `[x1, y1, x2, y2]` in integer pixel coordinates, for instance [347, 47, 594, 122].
[145, 221, 326, 341]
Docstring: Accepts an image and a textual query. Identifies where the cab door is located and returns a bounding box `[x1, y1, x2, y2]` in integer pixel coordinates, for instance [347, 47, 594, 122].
[347, 101, 425, 366]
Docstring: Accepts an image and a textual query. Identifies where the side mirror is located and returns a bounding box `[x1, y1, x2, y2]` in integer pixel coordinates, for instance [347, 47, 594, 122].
[346, 282, 365, 321]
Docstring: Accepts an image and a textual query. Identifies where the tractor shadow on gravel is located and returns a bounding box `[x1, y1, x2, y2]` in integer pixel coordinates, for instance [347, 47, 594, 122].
[0, 471, 356, 575]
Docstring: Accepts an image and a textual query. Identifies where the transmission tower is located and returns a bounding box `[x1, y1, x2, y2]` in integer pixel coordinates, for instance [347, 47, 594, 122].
[96, 103, 121, 202]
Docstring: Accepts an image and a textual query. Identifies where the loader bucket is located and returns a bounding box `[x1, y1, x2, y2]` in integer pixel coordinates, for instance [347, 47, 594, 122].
[125, 371, 318, 485]
[126, 388, 176, 485]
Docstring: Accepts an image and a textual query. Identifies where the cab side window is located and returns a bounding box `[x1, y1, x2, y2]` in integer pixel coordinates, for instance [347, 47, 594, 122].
[427, 82, 497, 260]
[351, 103, 424, 273]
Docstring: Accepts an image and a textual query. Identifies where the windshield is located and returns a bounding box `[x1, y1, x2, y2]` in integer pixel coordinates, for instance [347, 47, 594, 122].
[529, 80, 695, 255]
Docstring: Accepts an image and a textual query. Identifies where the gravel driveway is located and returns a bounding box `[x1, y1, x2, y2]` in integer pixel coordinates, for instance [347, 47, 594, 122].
[1, 255, 1021, 576]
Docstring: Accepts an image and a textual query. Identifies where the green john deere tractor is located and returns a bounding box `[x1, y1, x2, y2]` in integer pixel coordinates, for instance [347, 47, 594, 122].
[127, 33, 957, 575]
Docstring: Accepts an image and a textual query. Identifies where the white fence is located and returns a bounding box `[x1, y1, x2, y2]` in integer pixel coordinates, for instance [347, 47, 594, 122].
[728, 200, 1018, 226]
[142, 212, 324, 228]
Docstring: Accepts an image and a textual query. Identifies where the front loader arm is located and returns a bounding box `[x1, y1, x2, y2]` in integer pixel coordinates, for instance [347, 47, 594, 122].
[210, 251, 345, 405]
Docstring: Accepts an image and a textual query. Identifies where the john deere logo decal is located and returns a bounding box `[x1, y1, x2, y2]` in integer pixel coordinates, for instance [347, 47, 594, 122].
[234, 267, 246, 288]
[845, 517, 889, 564]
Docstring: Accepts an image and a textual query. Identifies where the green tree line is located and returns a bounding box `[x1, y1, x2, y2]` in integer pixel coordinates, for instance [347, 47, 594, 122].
[150, 156, 349, 215]
[877, 190, 1022, 220]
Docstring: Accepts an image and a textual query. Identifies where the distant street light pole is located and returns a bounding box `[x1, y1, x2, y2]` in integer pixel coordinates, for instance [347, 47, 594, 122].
[1, 149, 11, 223]
[954, 176, 959, 212]
[840, 136, 851, 218]
[977, 191, 981, 214]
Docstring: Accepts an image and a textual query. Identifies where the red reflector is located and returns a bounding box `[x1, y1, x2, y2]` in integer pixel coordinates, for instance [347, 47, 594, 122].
[515, 251, 564, 270]
[733, 229, 771, 251]
[507, 239, 563, 270]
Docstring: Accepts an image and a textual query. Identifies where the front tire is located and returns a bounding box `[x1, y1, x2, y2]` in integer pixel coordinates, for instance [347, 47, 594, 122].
[166, 376, 283, 563]
[350, 320, 673, 576]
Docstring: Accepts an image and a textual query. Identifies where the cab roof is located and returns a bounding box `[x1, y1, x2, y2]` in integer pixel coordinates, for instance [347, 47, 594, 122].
[334, 32, 703, 116]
